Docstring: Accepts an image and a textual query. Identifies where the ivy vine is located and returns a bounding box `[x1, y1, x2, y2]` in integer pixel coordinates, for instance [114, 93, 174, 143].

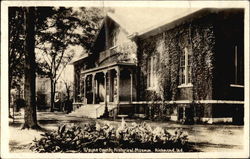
[137, 19, 215, 121]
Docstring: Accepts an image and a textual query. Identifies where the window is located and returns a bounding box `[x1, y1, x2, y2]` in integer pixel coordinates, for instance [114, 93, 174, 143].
[112, 35, 117, 47]
[147, 56, 157, 88]
[231, 45, 244, 87]
[179, 47, 192, 86]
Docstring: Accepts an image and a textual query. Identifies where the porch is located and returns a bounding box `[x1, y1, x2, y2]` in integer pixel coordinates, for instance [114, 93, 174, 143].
[73, 62, 137, 118]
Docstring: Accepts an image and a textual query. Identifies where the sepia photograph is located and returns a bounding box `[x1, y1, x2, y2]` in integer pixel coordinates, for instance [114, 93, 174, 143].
[1, 1, 249, 158]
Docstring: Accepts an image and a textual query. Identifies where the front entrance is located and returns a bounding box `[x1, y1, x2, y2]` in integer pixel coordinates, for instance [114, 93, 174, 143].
[80, 64, 136, 107]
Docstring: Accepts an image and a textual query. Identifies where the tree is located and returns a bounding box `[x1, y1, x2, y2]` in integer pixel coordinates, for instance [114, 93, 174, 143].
[8, 7, 50, 117]
[22, 7, 40, 129]
[8, 6, 104, 127]
[8, 7, 25, 117]
[36, 7, 103, 111]
[62, 79, 73, 101]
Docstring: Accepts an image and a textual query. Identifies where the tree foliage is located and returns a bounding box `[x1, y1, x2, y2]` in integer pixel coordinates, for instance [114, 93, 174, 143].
[35, 7, 103, 111]
[9, 7, 25, 89]
[9, 7, 104, 120]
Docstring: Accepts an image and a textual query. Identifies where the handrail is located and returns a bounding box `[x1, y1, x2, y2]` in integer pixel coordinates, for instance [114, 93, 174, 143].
[95, 104, 118, 118]
[95, 104, 105, 118]
[110, 106, 118, 119]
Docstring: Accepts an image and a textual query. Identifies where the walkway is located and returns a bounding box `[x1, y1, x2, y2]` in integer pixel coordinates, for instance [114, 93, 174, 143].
[9, 110, 244, 152]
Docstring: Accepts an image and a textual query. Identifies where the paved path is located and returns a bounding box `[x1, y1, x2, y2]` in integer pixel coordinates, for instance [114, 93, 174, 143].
[9, 110, 244, 152]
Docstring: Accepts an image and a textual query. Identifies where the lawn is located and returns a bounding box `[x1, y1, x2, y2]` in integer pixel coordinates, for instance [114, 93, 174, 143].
[9, 109, 244, 153]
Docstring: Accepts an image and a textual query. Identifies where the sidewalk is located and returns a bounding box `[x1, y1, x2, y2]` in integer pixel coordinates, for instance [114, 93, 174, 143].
[9, 110, 244, 152]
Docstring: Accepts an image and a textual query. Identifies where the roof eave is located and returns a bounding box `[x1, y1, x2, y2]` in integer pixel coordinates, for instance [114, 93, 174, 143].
[137, 8, 213, 39]
[69, 55, 89, 65]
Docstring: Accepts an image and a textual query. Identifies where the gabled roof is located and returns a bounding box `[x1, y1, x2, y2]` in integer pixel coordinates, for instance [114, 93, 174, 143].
[72, 8, 201, 64]
[107, 12, 130, 35]
[91, 12, 131, 48]
[92, 8, 201, 44]
[72, 8, 209, 64]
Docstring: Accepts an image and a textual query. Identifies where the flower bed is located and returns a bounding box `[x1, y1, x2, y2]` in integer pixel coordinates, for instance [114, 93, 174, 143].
[31, 121, 189, 153]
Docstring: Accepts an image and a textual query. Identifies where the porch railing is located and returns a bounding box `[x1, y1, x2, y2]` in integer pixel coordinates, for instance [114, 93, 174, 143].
[98, 42, 137, 65]
[99, 46, 118, 64]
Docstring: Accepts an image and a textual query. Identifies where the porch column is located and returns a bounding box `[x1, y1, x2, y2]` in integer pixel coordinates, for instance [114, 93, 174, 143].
[83, 75, 86, 104]
[79, 76, 82, 100]
[95, 78, 98, 103]
[116, 68, 120, 117]
[92, 73, 96, 104]
[108, 70, 112, 102]
[116, 67, 120, 103]
[73, 66, 76, 103]
[130, 70, 133, 102]
[103, 71, 107, 105]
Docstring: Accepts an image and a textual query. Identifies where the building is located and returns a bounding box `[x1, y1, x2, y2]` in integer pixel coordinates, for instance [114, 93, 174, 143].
[36, 76, 51, 110]
[71, 8, 244, 124]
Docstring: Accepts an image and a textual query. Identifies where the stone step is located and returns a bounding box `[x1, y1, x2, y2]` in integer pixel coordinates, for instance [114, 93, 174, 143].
[69, 104, 106, 118]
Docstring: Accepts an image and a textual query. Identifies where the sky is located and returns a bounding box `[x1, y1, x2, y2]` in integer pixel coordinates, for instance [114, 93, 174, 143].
[111, 7, 200, 34]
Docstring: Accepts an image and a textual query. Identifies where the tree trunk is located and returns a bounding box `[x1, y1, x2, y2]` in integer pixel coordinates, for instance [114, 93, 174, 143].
[9, 77, 13, 118]
[50, 78, 54, 112]
[67, 88, 70, 101]
[53, 81, 57, 110]
[22, 7, 39, 129]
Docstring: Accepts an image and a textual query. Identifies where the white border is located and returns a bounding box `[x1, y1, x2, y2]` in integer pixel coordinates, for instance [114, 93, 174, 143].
[1, 1, 249, 158]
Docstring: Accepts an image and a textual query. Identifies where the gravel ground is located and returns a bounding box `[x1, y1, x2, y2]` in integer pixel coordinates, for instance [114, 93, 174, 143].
[9, 110, 244, 153]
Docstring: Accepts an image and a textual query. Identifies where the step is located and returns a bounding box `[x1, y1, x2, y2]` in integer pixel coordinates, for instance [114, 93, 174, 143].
[69, 104, 105, 118]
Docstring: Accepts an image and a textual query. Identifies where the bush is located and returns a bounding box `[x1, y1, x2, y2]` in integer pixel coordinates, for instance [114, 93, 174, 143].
[31, 122, 189, 153]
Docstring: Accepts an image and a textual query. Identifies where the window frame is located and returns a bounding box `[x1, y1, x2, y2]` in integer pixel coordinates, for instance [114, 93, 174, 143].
[147, 55, 157, 90]
[230, 44, 244, 88]
[178, 47, 193, 88]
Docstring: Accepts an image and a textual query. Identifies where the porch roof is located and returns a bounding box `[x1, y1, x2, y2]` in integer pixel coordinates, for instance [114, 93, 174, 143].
[69, 53, 89, 65]
[81, 62, 136, 75]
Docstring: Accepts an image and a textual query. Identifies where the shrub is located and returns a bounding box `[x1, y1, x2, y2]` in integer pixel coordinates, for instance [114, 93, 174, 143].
[31, 122, 189, 153]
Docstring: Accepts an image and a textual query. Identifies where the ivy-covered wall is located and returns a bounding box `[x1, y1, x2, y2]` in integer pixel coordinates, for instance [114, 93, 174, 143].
[137, 14, 215, 102]
[136, 9, 244, 123]
[136, 13, 216, 120]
